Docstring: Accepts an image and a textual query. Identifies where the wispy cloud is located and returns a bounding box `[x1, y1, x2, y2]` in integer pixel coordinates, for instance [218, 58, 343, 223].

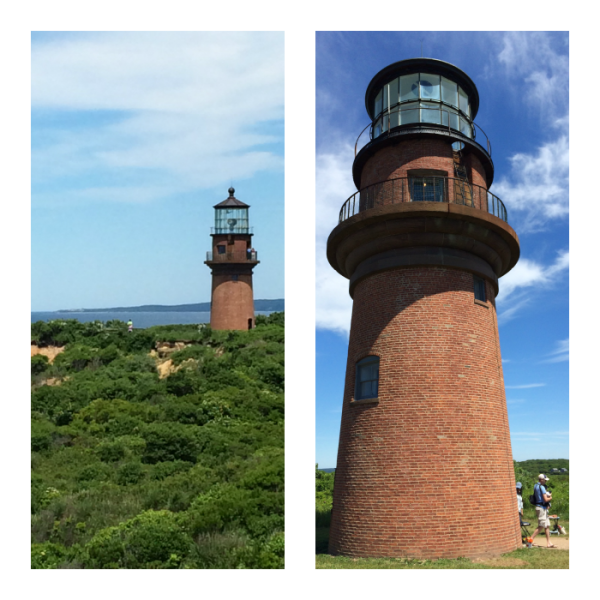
[497, 251, 569, 322]
[511, 430, 569, 438]
[492, 129, 569, 233]
[540, 339, 569, 364]
[505, 383, 546, 389]
[32, 32, 284, 206]
[491, 33, 569, 234]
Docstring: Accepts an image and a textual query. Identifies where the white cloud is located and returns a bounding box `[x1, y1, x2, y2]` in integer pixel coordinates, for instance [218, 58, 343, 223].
[540, 339, 569, 364]
[511, 431, 568, 437]
[492, 33, 569, 234]
[491, 132, 569, 233]
[505, 383, 546, 389]
[497, 32, 568, 120]
[31, 32, 283, 205]
[315, 144, 356, 336]
[497, 250, 569, 322]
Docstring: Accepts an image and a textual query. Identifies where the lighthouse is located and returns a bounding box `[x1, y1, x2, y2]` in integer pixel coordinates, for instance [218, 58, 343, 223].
[326, 58, 521, 559]
[205, 187, 259, 330]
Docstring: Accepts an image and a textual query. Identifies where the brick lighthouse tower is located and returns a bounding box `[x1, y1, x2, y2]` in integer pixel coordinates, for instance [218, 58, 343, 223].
[205, 187, 259, 330]
[327, 58, 521, 559]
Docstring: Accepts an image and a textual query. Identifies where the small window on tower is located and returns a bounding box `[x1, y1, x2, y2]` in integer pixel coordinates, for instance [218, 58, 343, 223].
[232, 274, 239, 282]
[474, 275, 486, 302]
[355, 356, 379, 400]
[217, 245, 226, 254]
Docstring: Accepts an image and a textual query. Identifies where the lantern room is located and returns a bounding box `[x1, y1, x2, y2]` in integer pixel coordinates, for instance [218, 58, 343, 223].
[212, 187, 251, 234]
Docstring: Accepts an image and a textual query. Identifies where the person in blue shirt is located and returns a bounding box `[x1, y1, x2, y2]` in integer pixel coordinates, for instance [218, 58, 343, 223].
[530, 474, 556, 548]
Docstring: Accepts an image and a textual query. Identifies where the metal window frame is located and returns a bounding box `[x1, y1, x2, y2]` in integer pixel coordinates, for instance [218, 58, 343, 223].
[373, 73, 474, 140]
[474, 275, 487, 302]
[355, 356, 380, 400]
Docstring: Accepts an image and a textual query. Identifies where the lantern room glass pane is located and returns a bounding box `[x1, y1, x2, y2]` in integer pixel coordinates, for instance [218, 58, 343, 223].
[214, 207, 249, 233]
[459, 116, 472, 138]
[389, 109, 399, 129]
[400, 73, 419, 101]
[441, 77, 458, 107]
[458, 86, 469, 115]
[442, 106, 459, 130]
[388, 77, 399, 108]
[400, 101, 419, 124]
[373, 116, 382, 137]
[421, 101, 441, 124]
[374, 89, 383, 117]
[419, 73, 440, 100]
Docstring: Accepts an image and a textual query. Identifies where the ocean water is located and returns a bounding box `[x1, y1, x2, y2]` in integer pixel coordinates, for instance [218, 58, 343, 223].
[31, 311, 272, 329]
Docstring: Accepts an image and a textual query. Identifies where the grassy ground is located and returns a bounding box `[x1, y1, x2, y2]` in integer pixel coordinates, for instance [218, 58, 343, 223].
[316, 524, 569, 569]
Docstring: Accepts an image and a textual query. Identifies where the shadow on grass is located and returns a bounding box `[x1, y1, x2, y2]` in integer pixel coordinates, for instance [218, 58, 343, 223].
[316, 527, 330, 555]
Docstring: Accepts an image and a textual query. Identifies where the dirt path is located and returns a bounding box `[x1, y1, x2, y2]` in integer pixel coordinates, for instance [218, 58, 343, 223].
[530, 534, 569, 550]
[31, 345, 64, 363]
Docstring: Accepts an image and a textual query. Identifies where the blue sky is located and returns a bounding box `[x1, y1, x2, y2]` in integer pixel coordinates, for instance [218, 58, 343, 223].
[315, 32, 569, 466]
[31, 32, 284, 311]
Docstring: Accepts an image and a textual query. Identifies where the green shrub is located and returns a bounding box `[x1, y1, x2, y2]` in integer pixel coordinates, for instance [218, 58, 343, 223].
[96, 440, 126, 462]
[141, 423, 199, 464]
[234, 531, 284, 569]
[31, 354, 50, 376]
[31, 541, 69, 569]
[84, 510, 190, 568]
[149, 460, 193, 481]
[31, 419, 56, 452]
[116, 462, 145, 486]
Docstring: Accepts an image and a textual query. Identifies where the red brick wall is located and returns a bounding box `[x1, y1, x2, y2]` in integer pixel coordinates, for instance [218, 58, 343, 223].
[329, 266, 520, 559]
[360, 139, 488, 192]
[210, 271, 254, 330]
[360, 139, 454, 188]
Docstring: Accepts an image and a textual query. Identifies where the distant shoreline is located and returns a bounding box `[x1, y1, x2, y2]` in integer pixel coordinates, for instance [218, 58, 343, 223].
[46, 299, 284, 314]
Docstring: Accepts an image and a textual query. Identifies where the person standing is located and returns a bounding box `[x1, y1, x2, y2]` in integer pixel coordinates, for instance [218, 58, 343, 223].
[530, 474, 556, 548]
[127, 319, 133, 333]
[516, 481, 523, 516]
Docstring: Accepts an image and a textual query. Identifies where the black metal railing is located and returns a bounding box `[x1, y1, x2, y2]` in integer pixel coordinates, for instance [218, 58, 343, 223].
[338, 177, 507, 223]
[211, 226, 254, 235]
[206, 250, 258, 262]
[354, 105, 492, 158]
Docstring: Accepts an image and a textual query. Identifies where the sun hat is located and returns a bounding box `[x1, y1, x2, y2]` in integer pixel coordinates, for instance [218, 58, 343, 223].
[538, 474, 549, 481]
[515, 482, 522, 489]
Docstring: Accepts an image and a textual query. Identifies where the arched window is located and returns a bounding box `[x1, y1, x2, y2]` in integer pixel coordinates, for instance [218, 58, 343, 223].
[355, 356, 379, 400]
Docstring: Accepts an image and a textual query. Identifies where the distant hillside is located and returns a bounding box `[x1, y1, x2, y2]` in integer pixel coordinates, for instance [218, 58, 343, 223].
[516, 458, 569, 473]
[57, 299, 284, 313]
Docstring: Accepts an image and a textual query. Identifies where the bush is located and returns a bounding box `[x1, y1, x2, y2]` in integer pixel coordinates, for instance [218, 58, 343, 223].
[116, 462, 145, 486]
[96, 440, 127, 462]
[31, 542, 69, 569]
[31, 354, 50, 376]
[84, 510, 190, 568]
[141, 423, 200, 464]
[31, 419, 56, 452]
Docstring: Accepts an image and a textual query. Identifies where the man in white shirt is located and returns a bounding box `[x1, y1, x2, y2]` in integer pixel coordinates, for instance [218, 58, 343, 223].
[516, 481, 523, 516]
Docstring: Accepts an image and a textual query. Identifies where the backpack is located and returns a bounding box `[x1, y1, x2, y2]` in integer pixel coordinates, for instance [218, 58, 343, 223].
[529, 483, 542, 506]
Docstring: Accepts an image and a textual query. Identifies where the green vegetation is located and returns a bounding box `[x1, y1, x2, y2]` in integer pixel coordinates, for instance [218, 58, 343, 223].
[315, 460, 569, 569]
[31, 315, 284, 569]
[515, 459, 569, 521]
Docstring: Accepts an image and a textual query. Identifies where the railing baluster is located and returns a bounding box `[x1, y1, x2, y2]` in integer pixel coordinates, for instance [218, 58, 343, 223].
[338, 177, 507, 224]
